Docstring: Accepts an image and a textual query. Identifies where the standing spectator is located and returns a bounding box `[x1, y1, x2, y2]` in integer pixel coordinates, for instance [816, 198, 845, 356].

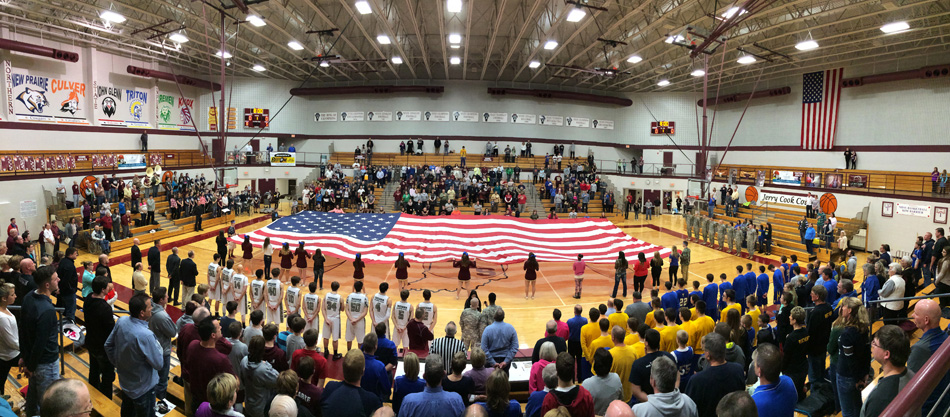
[140, 130, 148, 151]
[393, 352, 426, 414]
[531, 320, 567, 363]
[631, 355, 697, 417]
[40, 378, 91, 417]
[476, 368, 522, 417]
[431, 322, 468, 370]
[407, 308, 434, 353]
[166, 247, 181, 305]
[322, 349, 383, 415]
[879, 263, 906, 321]
[19, 265, 61, 417]
[906, 300, 950, 416]
[359, 333, 392, 402]
[584, 348, 623, 415]
[240, 336, 279, 417]
[106, 293, 164, 417]
[460, 298, 482, 352]
[567, 304, 589, 381]
[55, 247, 78, 323]
[400, 353, 466, 417]
[481, 308, 519, 374]
[685, 333, 745, 417]
[186, 317, 235, 411]
[84, 276, 115, 398]
[180, 250, 199, 303]
[541, 352, 595, 417]
[195, 373, 241, 417]
[0, 281, 18, 397]
[130, 238, 142, 269]
[628, 329, 676, 403]
[783, 307, 809, 401]
[147, 240, 161, 293]
[806, 285, 834, 384]
[833, 297, 871, 417]
[149, 287, 177, 414]
[751, 344, 797, 417]
[862, 325, 913, 417]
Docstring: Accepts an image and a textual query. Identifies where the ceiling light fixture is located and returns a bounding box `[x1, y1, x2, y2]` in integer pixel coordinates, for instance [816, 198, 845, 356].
[543, 40, 558, 50]
[721, 7, 747, 19]
[450, 44, 461, 49]
[566, 8, 586, 22]
[391, 56, 403, 64]
[100, 10, 126, 23]
[450, 56, 461, 65]
[447, 0, 462, 13]
[246, 15, 266, 27]
[665, 35, 684, 44]
[880, 21, 910, 34]
[737, 54, 756, 64]
[288, 41, 304, 51]
[528, 60, 541, 69]
[377, 35, 391, 44]
[216, 50, 232, 59]
[691, 69, 705, 77]
[355, 1, 372, 14]
[627, 55, 642, 64]
[169, 32, 189, 44]
[795, 40, 819, 51]
[252, 64, 266, 72]
[657, 79, 670, 87]
[448, 33, 462, 44]
[319, 61, 330, 67]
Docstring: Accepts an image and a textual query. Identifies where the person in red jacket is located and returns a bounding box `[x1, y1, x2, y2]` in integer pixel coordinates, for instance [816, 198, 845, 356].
[541, 352, 595, 417]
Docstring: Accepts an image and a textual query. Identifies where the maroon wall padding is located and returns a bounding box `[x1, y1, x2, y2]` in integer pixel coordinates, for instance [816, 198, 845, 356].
[289, 85, 444, 96]
[487, 87, 633, 107]
[696, 87, 791, 106]
[842, 63, 950, 88]
[126, 65, 222, 91]
[0, 38, 79, 62]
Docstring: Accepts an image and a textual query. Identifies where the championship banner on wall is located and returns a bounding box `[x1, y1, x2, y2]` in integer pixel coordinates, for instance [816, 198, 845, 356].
[116, 154, 147, 170]
[395, 110, 421, 121]
[565, 116, 590, 128]
[366, 111, 392, 121]
[7, 67, 90, 124]
[339, 111, 365, 121]
[270, 152, 296, 166]
[482, 112, 507, 123]
[314, 112, 338, 122]
[423, 111, 450, 121]
[93, 81, 150, 127]
[510, 113, 536, 124]
[453, 111, 478, 122]
[538, 115, 563, 126]
[896, 203, 931, 218]
[156, 92, 196, 131]
[592, 119, 614, 130]
[208, 107, 237, 130]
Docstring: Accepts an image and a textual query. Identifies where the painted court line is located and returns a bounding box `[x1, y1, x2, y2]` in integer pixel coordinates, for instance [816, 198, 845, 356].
[538, 268, 566, 306]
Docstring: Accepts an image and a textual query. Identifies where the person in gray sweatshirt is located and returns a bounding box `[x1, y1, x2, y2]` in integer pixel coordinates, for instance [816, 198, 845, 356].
[240, 335, 279, 417]
[631, 356, 698, 417]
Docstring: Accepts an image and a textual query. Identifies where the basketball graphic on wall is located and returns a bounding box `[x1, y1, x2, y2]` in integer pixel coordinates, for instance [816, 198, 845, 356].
[745, 186, 759, 203]
[820, 193, 837, 214]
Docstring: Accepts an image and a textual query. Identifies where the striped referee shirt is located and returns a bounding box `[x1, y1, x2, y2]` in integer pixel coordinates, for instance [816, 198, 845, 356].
[429, 336, 467, 370]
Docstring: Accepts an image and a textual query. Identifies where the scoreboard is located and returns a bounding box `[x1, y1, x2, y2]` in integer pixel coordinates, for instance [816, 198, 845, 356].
[244, 108, 270, 128]
[650, 121, 675, 135]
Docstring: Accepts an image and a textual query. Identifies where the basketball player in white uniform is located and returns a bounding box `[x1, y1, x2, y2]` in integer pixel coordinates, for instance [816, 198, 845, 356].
[231, 265, 249, 323]
[220, 259, 235, 306]
[285, 275, 302, 318]
[322, 281, 343, 359]
[250, 269, 266, 314]
[208, 254, 222, 316]
[391, 289, 413, 350]
[371, 282, 393, 339]
[302, 282, 321, 333]
[345, 280, 369, 351]
[265, 268, 284, 325]
[417, 289, 438, 332]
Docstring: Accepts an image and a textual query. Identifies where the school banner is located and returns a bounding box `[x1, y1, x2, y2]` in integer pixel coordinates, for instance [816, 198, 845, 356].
[366, 111, 392, 121]
[94, 81, 151, 127]
[339, 111, 365, 122]
[510, 113, 536, 124]
[423, 111, 450, 121]
[7, 67, 90, 124]
[592, 119, 614, 130]
[313, 112, 338, 122]
[771, 170, 803, 186]
[270, 152, 296, 167]
[395, 110, 421, 121]
[482, 112, 508, 123]
[896, 203, 931, 218]
[538, 115, 563, 126]
[156, 92, 196, 131]
[453, 111, 478, 122]
[565, 116, 590, 128]
[116, 154, 147, 170]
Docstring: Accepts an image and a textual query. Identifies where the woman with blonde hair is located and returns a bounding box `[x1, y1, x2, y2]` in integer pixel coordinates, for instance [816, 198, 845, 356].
[392, 352, 425, 414]
[529, 342, 557, 392]
[0, 280, 18, 397]
[832, 297, 871, 417]
[464, 347, 494, 396]
[195, 373, 242, 417]
[476, 368, 522, 417]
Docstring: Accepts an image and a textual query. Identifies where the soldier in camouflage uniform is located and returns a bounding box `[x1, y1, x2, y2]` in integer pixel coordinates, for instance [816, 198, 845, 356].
[685, 212, 693, 241]
[732, 222, 743, 256]
[726, 222, 737, 254]
[746, 222, 758, 259]
[717, 220, 727, 250]
[702, 215, 712, 247]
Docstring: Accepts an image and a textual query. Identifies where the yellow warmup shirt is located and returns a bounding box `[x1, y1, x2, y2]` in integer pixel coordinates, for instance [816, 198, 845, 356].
[608, 312, 629, 334]
[720, 303, 741, 323]
[609, 345, 641, 402]
[659, 325, 681, 352]
[588, 335, 614, 362]
[690, 315, 716, 355]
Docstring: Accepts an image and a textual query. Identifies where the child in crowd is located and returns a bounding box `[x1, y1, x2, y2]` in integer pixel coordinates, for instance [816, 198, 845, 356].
[673, 329, 696, 388]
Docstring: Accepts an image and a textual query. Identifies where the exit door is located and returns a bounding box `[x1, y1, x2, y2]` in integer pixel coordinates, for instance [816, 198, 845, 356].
[258, 179, 276, 194]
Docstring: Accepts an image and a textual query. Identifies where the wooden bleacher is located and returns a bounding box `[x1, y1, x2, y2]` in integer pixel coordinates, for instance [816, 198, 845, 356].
[715, 164, 941, 199]
[0, 149, 212, 177]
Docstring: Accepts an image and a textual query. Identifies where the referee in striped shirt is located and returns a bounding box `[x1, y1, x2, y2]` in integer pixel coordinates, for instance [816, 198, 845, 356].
[429, 322, 467, 371]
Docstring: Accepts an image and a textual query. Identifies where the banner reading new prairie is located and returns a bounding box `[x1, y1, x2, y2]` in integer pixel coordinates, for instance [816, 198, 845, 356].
[7, 67, 90, 124]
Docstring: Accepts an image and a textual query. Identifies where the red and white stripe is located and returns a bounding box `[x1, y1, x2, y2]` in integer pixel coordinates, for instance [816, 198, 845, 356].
[801, 68, 843, 150]
[232, 214, 670, 265]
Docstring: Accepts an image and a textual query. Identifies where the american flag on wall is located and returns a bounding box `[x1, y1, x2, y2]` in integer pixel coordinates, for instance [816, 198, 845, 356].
[801, 68, 844, 150]
[233, 211, 670, 264]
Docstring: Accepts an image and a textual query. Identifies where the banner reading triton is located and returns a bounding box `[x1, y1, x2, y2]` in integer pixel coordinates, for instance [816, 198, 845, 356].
[93, 81, 151, 127]
[7, 67, 90, 124]
[270, 152, 296, 166]
[156, 92, 196, 131]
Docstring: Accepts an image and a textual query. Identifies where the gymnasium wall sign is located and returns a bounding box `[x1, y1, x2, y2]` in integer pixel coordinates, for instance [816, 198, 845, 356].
[366, 111, 392, 122]
[395, 110, 421, 121]
[424, 111, 450, 121]
[339, 111, 365, 122]
[538, 115, 564, 126]
[511, 113, 537, 124]
[453, 111, 479, 122]
[270, 152, 296, 167]
[565, 116, 590, 128]
[7, 68, 90, 125]
[93, 81, 151, 127]
[156, 92, 196, 131]
[313, 112, 338, 122]
[895, 203, 931, 218]
[592, 119, 614, 130]
[771, 171, 803, 186]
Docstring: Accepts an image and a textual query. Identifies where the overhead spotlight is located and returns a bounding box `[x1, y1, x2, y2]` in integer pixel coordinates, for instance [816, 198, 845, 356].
[880, 21, 910, 34]
[721, 7, 747, 19]
[448, 33, 462, 44]
[391, 56, 403, 64]
[246, 15, 266, 27]
[450, 44, 461, 49]
[319, 61, 330, 67]
[690, 69, 705, 77]
[737, 54, 756, 64]
[447, 0, 462, 13]
[377, 35, 391, 44]
[627, 55, 642, 64]
[355, 1, 372, 14]
[450, 56, 461, 65]
[665, 35, 684, 44]
[168, 32, 189, 44]
[528, 60, 541, 69]
[543, 40, 558, 50]
[288, 41, 305, 51]
[566, 8, 586, 22]
[657, 79, 670, 87]
[100, 10, 126, 23]
[795, 40, 819, 51]
[252, 64, 266, 72]
[216, 50, 232, 59]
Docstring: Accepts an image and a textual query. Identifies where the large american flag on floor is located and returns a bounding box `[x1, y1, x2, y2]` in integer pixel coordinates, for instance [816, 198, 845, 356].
[232, 211, 669, 264]
[801, 68, 844, 150]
